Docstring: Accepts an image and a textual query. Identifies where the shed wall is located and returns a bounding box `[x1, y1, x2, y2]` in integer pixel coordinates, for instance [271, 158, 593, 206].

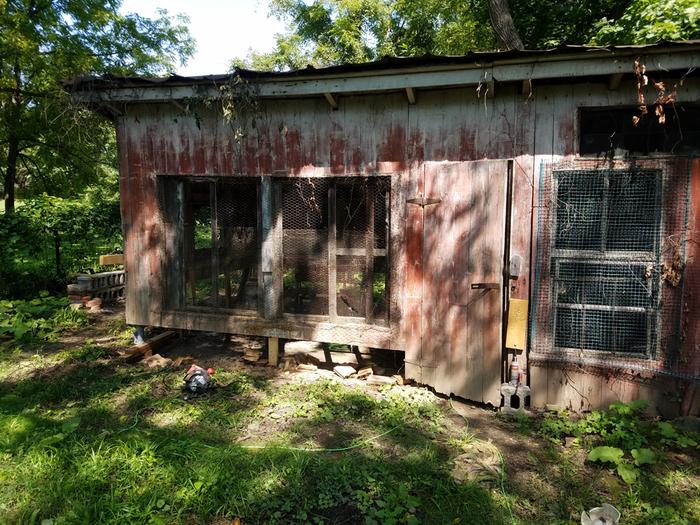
[116, 75, 700, 411]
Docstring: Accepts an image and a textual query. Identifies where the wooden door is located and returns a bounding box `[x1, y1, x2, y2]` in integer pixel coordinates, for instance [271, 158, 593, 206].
[408, 160, 508, 405]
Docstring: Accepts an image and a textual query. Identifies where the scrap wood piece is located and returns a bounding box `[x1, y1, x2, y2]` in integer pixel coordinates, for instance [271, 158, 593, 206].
[243, 349, 262, 362]
[125, 330, 177, 358]
[173, 356, 195, 368]
[357, 367, 373, 379]
[99, 254, 124, 265]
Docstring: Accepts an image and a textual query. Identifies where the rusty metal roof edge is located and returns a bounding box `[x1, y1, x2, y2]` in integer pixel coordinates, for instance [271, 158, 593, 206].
[65, 40, 700, 93]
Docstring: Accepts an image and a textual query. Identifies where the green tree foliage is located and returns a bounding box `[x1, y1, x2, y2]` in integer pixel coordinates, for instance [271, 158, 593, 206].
[509, 0, 631, 48]
[0, 171, 123, 298]
[590, 0, 700, 44]
[241, 0, 697, 71]
[0, 0, 194, 212]
[241, 0, 495, 69]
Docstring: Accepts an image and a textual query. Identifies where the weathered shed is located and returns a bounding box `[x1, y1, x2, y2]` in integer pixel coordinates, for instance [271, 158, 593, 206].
[70, 41, 700, 415]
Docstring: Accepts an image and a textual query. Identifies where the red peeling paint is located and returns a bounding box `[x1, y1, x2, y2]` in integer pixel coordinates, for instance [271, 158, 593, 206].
[285, 129, 302, 174]
[378, 125, 406, 170]
[178, 135, 192, 174]
[408, 129, 424, 163]
[458, 127, 476, 160]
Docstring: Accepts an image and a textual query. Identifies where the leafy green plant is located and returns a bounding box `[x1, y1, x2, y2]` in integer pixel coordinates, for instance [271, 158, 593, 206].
[587, 445, 657, 484]
[0, 294, 87, 343]
[539, 400, 699, 485]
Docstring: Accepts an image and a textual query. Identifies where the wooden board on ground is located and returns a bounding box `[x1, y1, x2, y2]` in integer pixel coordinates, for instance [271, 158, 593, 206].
[125, 330, 177, 358]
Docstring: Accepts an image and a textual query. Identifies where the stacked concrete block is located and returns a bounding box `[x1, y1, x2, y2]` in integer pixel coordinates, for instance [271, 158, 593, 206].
[67, 270, 126, 305]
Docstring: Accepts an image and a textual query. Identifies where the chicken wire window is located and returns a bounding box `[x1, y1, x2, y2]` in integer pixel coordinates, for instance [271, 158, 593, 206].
[280, 177, 390, 324]
[552, 169, 662, 355]
[183, 178, 259, 311]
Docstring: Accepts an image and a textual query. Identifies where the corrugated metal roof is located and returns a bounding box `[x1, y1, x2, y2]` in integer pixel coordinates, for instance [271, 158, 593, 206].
[65, 40, 700, 91]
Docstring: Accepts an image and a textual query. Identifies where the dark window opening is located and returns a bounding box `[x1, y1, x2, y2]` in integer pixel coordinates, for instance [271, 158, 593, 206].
[579, 105, 700, 156]
[552, 169, 661, 355]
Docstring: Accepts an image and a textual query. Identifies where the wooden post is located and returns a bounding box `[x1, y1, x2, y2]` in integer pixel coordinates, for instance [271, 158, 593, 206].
[268, 336, 279, 366]
[262, 177, 283, 319]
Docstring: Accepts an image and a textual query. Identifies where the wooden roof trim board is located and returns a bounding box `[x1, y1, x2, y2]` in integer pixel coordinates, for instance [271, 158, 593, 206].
[68, 42, 700, 104]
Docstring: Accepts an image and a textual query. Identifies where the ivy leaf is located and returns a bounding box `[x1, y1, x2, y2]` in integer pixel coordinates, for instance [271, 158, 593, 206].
[616, 462, 639, 484]
[588, 446, 624, 464]
[656, 421, 677, 439]
[61, 416, 81, 434]
[631, 448, 657, 466]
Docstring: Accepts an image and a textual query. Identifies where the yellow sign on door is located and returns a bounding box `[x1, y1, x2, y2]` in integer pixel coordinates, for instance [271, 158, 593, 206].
[505, 298, 528, 350]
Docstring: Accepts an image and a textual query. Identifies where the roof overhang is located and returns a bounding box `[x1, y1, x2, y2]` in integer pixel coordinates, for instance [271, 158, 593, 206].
[67, 41, 700, 106]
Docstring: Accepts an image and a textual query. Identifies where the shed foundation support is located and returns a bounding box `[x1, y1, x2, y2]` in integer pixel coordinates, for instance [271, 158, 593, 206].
[268, 337, 279, 366]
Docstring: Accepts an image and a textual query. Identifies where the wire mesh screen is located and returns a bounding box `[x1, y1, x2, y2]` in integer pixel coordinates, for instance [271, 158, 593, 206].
[216, 180, 258, 310]
[183, 180, 214, 307]
[531, 157, 693, 379]
[335, 178, 390, 324]
[279, 177, 390, 321]
[281, 179, 330, 315]
[182, 178, 259, 310]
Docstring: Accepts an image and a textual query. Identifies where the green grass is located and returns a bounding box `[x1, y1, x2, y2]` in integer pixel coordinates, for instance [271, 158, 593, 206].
[0, 343, 502, 525]
[0, 321, 698, 525]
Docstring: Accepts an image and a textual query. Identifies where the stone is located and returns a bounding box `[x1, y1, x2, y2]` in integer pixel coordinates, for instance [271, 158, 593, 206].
[366, 375, 397, 386]
[334, 365, 356, 379]
[142, 353, 173, 369]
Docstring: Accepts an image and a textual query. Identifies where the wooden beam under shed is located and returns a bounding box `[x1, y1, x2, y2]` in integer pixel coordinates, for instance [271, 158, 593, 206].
[405, 87, 416, 104]
[324, 92, 339, 109]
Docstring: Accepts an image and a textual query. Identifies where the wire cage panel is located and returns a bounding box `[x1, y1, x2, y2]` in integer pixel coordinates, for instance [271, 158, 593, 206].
[179, 178, 260, 311]
[281, 178, 331, 315]
[531, 157, 692, 378]
[279, 177, 390, 323]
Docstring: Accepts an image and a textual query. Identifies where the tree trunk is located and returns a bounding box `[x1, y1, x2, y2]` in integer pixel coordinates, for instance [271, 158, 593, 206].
[3, 60, 22, 214]
[3, 134, 18, 214]
[488, 0, 524, 51]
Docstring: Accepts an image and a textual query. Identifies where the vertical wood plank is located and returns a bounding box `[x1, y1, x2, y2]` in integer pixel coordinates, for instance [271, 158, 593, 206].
[256, 180, 264, 315]
[272, 183, 283, 317]
[261, 176, 275, 318]
[160, 177, 184, 311]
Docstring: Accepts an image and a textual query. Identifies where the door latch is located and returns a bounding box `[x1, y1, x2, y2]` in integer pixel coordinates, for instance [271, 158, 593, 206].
[470, 282, 499, 290]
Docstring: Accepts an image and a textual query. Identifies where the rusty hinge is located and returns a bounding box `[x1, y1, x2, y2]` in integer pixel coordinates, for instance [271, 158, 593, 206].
[406, 196, 441, 207]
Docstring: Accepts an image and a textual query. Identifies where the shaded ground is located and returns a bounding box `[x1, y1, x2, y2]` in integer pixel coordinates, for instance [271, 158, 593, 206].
[0, 306, 698, 524]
